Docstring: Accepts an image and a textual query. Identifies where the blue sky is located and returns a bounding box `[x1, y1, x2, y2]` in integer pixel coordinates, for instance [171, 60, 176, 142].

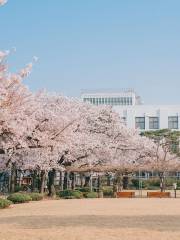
[0, 0, 180, 104]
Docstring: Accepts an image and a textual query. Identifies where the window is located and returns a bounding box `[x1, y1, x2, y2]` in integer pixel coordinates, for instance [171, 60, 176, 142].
[130, 97, 132, 105]
[168, 116, 178, 129]
[124, 97, 127, 105]
[135, 117, 145, 130]
[149, 117, 159, 129]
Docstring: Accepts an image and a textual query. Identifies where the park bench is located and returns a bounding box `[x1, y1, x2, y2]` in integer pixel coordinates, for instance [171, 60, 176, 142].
[116, 191, 135, 198]
[147, 192, 171, 198]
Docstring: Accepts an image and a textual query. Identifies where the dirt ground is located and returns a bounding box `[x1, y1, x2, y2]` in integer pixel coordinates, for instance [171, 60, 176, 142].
[1, 198, 180, 240]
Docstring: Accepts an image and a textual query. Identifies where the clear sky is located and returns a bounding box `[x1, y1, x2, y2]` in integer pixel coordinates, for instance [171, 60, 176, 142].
[0, 0, 180, 104]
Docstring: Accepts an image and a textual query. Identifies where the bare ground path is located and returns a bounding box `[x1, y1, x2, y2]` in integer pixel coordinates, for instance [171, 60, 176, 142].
[0, 199, 180, 240]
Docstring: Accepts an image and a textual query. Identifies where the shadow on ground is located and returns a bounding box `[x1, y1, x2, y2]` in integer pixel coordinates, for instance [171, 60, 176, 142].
[1, 215, 180, 232]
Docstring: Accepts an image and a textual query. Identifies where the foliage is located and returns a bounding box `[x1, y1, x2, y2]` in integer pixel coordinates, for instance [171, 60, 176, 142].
[84, 191, 98, 198]
[59, 190, 83, 199]
[142, 129, 180, 156]
[131, 179, 148, 189]
[28, 193, 43, 201]
[7, 193, 32, 204]
[130, 178, 180, 190]
[77, 187, 91, 193]
[103, 187, 114, 197]
[0, 198, 12, 209]
[14, 185, 25, 192]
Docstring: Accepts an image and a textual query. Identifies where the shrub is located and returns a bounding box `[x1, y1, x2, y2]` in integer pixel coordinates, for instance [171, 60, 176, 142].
[103, 187, 114, 197]
[59, 190, 83, 199]
[7, 193, 32, 204]
[28, 193, 43, 201]
[0, 198, 12, 209]
[84, 192, 98, 198]
[147, 186, 160, 190]
[131, 179, 148, 189]
[146, 179, 160, 187]
[14, 185, 24, 192]
[77, 187, 91, 193]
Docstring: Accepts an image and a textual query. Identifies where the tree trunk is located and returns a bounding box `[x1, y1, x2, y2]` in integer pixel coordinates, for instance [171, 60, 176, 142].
[80, 173, 84, 187]
[97, 175, 103, 198]
[71, 172, 76, 190]
[107, 174, 111, 186]
[159, 172, 165, 192]
[59, 171, 64, 191]
[10, 163, 17, 193]
[63, 172, 70, 190]
[48, 169, 56, 197]
[84, 176, 90, 187]
[40, 170, 46, 194]
[32, 170, 37, 192]
[89, 172, 93, 192]
[123, 175, 129, 189]
[116, 172, 123, 192]
[113, 178, 117, 197]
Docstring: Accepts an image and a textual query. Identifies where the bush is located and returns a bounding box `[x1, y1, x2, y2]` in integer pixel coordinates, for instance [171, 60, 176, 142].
[0, 198, 12, 209]
[28, 193, 43, 201]
[146, 179, 160, 187]
[7, 193, 32, 204]
[59, 190, 83, 199]
[77, 187, 91, 193]
[14, 185, 24, 192]
[103, 187, 114, 197]
[147, 186, 160, 190]
[84, 192, 98, 198]
[131, 179, 148, 189]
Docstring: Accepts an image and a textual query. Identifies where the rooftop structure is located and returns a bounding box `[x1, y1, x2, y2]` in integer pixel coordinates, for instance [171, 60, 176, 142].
[81, 89, 142, 106]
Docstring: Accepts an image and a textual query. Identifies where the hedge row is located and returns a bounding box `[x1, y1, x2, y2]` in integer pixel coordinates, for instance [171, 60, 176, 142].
[0, 198, 12, 209]
[7, 192, 43, 204]
[59, 189, 98, 199]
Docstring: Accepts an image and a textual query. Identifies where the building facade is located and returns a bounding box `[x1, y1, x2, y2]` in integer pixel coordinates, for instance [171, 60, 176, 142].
[81, 89, 180, 131]
[81, 89, 142, 106]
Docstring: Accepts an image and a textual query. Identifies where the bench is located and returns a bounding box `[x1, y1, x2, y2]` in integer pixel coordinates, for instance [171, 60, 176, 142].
[116, 191, 135, 198]
[147, 192, 171, 198]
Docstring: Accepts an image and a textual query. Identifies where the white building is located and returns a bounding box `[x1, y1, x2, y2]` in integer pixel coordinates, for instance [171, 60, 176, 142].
[81, 89, 180, 131]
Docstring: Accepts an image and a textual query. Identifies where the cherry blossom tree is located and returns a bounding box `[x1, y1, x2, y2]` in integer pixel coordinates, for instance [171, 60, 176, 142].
[0, 0, 7, 6]
[140, 138, 180, 192]
[0, 50, 40, 191]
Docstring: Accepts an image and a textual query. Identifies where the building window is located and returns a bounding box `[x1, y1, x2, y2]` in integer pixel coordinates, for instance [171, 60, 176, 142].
[149, 117, 159, 129]
[130, 97, 132, 105]
[135, 117, 145, 130]
[168, 116, 178, 129]
[121, 117, 127, 125]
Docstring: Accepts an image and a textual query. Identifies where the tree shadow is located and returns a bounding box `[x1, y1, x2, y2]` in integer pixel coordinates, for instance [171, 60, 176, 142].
[1, 215, 180, 232]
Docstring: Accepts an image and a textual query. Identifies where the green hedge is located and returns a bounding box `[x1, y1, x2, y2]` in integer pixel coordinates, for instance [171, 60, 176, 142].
[77, 187, 91, 193]
[59, 190, 83, 199]
[7, 193, 32, 204]
[14, 185, 25, 192]
[103, 187, 114, 197]
[84, 192, 98, 198]
[131, 178, 180, 190]
[28, 193, 43, 201]
[0, 198, 12, 209]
